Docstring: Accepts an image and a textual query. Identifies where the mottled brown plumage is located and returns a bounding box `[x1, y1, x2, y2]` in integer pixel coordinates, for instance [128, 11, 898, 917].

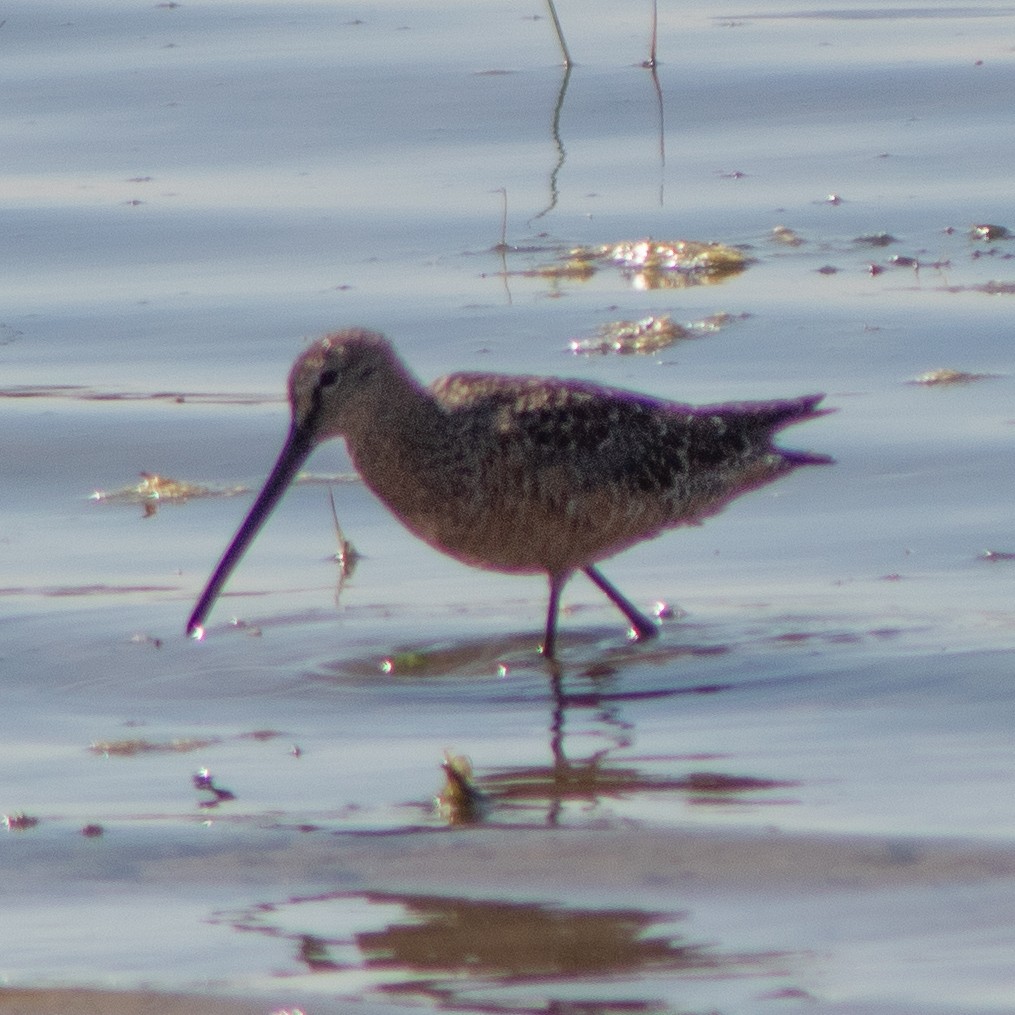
[188, 328, 830, 655]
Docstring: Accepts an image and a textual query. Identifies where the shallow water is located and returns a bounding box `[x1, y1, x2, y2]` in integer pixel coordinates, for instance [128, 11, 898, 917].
[4, 2, 1015, 1012]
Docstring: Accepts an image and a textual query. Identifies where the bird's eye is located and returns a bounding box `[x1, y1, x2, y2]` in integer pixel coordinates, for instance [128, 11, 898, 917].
[320, 368, 339, 387]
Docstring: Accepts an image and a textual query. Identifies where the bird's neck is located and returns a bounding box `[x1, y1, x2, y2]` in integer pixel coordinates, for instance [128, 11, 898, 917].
[340, 370, 446, 480]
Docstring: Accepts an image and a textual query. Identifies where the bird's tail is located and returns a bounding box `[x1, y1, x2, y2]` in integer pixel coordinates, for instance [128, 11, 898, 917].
[764, 393, 831, 430]
[768, 394, 833, 466]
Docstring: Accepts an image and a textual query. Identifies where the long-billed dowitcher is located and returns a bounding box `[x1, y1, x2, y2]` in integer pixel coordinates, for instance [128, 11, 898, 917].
[187, 328, 830, 656]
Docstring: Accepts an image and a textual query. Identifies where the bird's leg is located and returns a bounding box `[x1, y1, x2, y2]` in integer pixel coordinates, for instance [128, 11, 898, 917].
[541, 572, 568, 657]
[582, 566, 658, 642]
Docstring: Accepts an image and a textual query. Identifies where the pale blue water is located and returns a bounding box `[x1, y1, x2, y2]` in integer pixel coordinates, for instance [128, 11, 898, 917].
[2, 2, 1015, 1012]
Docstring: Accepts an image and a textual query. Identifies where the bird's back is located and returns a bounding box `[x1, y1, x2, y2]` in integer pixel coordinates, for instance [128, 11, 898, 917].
[430, 371, 826, 492]
[365, 371, 830, 575]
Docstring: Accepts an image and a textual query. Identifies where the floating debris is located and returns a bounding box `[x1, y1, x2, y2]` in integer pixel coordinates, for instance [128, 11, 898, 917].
[435, 752, 486, 825]
[653, 600, 686, 621]
[228, 618, 262, 637]
[92, 470, 358, 519]
[4, 812, 39, 831]
[90, 472, 249, 516]
[90, 736, 219, 756]
[909, 368, 996, 387]
[193, 767, 236, 807]
[597, 239, 745, 271]
[870, 253, 925, 276]
[570, 312, 738, 356]
[524, 258, 599, 281]
[770, 225, 805, 246]
[854, 232, 897, 247]
[971, 223, 1010, 241]
[975, 280, 1015, 294]
[570, 314, 687, 355]
[980, 549, 1015, 562]
[89, 470, 237, 503]
[80, 823, 104, 837]
[238, 729, 285, 742]
[524, 239, 748, 291]
[130, 632, 163, 649]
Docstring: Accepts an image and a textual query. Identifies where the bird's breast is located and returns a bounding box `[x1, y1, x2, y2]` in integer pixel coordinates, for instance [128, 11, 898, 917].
[347, 431, 689, 575]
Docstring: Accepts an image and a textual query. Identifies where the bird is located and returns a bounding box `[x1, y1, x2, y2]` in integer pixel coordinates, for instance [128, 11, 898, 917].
[187, 328, 831, 657]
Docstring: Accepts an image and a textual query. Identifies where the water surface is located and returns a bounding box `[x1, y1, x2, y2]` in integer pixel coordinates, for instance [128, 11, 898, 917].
[3, 2, 1015, 1012]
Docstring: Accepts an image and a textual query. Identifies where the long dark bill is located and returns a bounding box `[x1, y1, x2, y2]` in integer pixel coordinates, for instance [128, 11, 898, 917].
[186, 424, 313, 638]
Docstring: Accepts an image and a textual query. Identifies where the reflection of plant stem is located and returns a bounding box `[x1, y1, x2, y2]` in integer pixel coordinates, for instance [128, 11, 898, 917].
[649, 65, 665, 206]
[498, 187, 508, 247]
[544, 0, 572, 67]
[530, 63, 571, 223]
[491, 188, 512, 304]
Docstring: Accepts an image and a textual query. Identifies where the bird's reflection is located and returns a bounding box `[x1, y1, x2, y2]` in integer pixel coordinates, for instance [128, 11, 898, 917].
[212, 887, 791, 1014]
[433, 641, 798, 828]
[327, 622, 801, 830]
